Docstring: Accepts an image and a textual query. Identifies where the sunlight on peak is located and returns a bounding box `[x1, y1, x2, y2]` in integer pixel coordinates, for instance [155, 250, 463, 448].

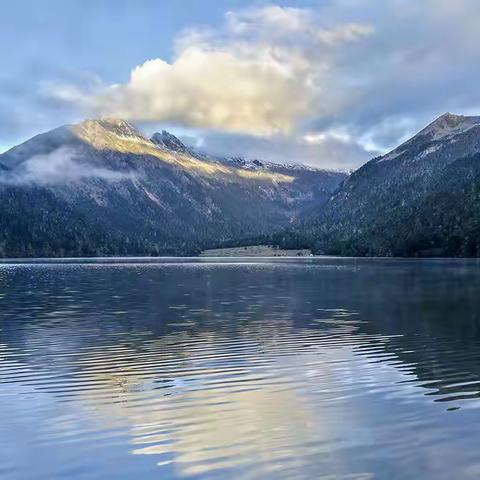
[70, 119, 295, 183]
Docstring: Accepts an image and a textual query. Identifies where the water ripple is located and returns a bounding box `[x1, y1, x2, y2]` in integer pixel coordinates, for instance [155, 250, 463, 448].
[2, 258, 480, 479]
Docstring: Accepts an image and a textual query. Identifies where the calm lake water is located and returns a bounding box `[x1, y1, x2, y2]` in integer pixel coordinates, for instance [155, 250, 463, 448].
[2, 257, 480, 479]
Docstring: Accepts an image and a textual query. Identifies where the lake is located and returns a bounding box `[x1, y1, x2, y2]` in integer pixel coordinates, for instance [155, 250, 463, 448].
[1, 257, 480, 479]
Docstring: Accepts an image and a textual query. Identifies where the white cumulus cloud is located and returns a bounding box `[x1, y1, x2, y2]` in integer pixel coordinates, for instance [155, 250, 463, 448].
[88, 6, 372, 136]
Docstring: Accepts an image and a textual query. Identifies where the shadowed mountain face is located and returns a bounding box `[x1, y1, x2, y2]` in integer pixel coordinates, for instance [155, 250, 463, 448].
[290, 113, 480, 257]
[0, 119, 346, 257]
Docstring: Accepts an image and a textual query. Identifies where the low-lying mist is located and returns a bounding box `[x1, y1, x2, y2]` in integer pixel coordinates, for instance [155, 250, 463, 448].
[0, 147, 137, 186]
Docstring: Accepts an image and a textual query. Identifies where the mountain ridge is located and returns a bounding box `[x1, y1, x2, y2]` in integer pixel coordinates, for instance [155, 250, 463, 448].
[273, 112, 480, 257]
[4, 112, 479, 258]
[0, 118, 346, 257]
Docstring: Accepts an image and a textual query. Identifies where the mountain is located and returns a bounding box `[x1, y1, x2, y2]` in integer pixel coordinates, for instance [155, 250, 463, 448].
[0, 119, 346, 257]
[284, 113, 480, 256]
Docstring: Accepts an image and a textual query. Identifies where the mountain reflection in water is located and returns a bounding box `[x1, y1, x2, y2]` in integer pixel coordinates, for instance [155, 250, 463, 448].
[1, 258, 480, 479]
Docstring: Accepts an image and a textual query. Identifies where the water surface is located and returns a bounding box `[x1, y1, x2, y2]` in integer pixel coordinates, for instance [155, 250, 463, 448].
[1, 257, 480, 479]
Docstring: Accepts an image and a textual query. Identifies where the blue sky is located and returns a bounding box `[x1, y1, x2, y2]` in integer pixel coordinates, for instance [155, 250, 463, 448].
[2, 0, 480, 169]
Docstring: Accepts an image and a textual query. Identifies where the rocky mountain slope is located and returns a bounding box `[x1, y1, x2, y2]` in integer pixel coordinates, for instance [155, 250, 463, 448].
[0, 119, 346, 257]
[286, 113, 480, 256]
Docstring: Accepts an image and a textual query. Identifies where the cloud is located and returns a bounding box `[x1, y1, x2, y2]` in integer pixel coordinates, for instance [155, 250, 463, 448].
[225, 6, 310, 34]
[93, 52, 309, 136]
[20, 1, 480, 169]
[0, 147, 136, 186]
[187, 130, 373, 171]
[315, 0, 480, 131]
[83, 6, 372, 136]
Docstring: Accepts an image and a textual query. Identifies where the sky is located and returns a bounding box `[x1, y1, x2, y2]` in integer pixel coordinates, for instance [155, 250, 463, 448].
[1, 0, 480, 170]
